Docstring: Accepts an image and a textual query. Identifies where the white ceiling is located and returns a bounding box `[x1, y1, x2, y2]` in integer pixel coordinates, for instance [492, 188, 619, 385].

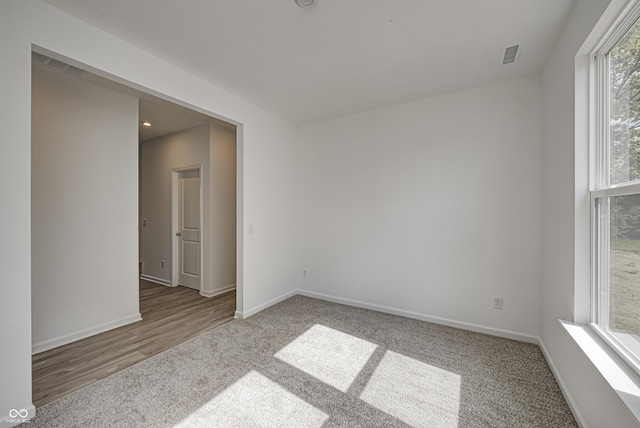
[42, 0, 575, 125]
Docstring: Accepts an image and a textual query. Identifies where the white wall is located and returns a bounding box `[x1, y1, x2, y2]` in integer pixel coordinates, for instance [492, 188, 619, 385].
[0, 0, 298, 422]
[297, 75, 542, 338]
[0, 2, 36, 422]
[240, 114, 299, 315]
[31, 65, 140, 350]
[540, 0, 640, 426]
[209, 124, 237, 294]
[139, 124, 210, 285]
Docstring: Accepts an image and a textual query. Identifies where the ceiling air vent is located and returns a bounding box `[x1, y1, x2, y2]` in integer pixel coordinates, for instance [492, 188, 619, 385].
[502, 44, 520, 65]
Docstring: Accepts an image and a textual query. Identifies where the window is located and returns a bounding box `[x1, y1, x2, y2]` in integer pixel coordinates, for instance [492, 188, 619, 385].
[592, 7, 640, 373]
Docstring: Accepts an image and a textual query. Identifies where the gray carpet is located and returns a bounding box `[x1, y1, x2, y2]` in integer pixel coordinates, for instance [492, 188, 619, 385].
[24, 296, 577, 427]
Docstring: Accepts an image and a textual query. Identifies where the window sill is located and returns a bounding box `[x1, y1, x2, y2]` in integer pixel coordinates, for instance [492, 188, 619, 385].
[561, 320, 640, 422]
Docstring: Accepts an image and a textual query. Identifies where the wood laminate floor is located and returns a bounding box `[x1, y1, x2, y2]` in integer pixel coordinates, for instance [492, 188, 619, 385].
[32, 280, 236, 407]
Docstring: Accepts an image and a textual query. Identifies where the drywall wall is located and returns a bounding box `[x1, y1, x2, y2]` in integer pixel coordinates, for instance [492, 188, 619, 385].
[31, 63, 140, 352]
[139, 124, 210, 286]
[0, 0, 298, 422]
[540, 0, 640, 426]
[297, 75, 542, 338]
[0, 2, 35, 422]
[208, 124, 237, 295]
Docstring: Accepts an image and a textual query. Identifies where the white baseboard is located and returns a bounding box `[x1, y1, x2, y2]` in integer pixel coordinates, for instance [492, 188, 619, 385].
[200, 284, 236, 298]
[236, 289, 298, 320]
[297, 289, 539, 344]
[233, 287, 539, 344]
[1, 404, 35, 428]
[140, 274, 172, 286]
[538, 338, 586, 428]
[32, 313, 142, 355]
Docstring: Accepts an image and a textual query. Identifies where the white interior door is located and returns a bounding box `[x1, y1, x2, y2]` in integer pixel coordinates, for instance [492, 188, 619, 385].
[177, 169, 201, 290]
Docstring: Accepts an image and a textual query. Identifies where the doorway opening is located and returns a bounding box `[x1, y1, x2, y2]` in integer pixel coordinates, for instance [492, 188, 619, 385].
[30, 47, 241, 404]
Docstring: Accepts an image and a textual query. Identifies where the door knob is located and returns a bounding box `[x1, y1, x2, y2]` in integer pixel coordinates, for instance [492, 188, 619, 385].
[176, 232, 182, 236]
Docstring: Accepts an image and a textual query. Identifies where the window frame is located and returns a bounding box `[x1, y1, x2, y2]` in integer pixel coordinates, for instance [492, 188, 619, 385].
[590, 1, 640, 379]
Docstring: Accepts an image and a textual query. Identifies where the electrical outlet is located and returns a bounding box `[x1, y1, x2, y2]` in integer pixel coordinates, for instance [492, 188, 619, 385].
[142, 219, 147, 228]
[493, 297, 503, 310]
[161, 260, 165, 268]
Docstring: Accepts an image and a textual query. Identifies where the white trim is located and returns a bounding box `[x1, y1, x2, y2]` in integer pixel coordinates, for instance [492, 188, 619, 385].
[297, 289, 539, 344]
[587, 0, 640, 397]
[139, 274, 173, 287]
[591, 322, 640, 379]
[200, 284, 236, 298]
[561, 320, 640, 424]
[539, 337, 587, 428]
[591, 182, 640, 198]
[1, 404, 35, 428]
[235, 124, 244, 320]
[235, 288, 540, 343]
[236, 289, 298, 320]
[32, 313, 142, 355]
[597, 0, 640, 56]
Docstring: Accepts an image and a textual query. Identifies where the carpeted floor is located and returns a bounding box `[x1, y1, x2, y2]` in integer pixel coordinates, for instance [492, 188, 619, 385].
[23, 295, 577, 427]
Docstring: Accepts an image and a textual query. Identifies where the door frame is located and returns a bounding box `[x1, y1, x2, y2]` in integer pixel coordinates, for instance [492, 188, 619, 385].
[171, 164, 204, 291]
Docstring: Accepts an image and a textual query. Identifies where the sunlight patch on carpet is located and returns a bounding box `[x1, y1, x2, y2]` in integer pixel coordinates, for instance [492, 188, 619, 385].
[275, 324, 378, 392]
[173, 370, 328, 428]
[360, 350, 461, 428]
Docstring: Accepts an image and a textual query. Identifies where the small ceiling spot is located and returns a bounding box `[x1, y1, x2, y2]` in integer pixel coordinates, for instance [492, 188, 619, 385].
[142, 121, 152, 127]
[502, 44, 520, 65]
[294, 0, 316, 8]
